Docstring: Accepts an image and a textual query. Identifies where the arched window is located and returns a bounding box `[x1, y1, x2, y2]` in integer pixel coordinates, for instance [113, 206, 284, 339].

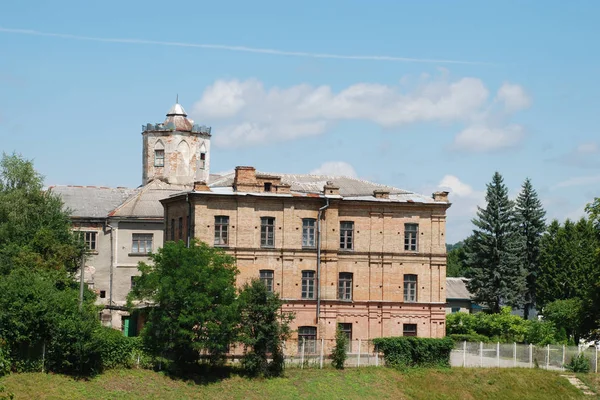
[154, 140, 165, 167]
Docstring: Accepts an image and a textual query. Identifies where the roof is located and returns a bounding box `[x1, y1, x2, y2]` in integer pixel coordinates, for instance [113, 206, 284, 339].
[207, 172, 444, 204]
[49, 186, 137, 219]
[166, 102, 187, 117]
[446, 277, 472, 300]
[109, 179, 189, 218]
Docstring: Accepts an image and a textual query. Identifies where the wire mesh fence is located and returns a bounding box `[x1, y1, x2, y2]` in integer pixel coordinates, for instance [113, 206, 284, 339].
[451, 341, 600, 372]
[282, 339, 382, 368]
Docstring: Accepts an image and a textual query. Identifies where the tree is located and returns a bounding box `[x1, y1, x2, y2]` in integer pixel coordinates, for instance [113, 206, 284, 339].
[127, 240, 239, 371]
[542, 299, 583, 343]
[581, 199, 600, 340]
[238, 278, 294, 377]
[0, 153, 83, 275]
[515, 178, 546, 319]
[331, 326, 348, 369]
[446, 241, 468, 277]
[465, 172, 526, 313]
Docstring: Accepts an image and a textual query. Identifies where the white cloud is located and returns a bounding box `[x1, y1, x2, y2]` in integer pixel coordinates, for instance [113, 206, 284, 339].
[553, 175, 600, 189]
[496, 82, 531, 112]
[438, 175, 475, 197]
[550, 141, 600, 168]
[576, 142, 599, 154]
[310, 161, 357, 178]
[451, 124, 525, 153]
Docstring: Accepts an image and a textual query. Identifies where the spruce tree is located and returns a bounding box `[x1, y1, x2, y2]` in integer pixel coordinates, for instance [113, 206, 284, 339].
[515, 178, 546, 319]
[465, 172, 526, 313]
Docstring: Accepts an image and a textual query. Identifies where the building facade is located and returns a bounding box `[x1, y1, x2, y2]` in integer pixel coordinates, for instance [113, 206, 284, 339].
[162, 166, 451, 346]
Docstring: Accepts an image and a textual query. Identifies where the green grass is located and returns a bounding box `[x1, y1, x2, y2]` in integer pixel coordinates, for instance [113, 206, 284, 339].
[0, 367, 589, 400]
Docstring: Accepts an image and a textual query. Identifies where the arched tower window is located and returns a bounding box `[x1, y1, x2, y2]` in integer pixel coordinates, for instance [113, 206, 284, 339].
[199, 143, 207, 170]
[154, 140, 165, 167]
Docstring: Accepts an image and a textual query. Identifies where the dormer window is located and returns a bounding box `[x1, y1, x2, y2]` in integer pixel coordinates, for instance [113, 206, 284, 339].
[264, 182, 272, 192]
[154, 149, 165, 167]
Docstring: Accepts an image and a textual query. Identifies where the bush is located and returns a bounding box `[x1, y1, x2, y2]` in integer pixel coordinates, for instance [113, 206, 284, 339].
[0, 339, 10, 377]
[448, 333, 490, 343]
[95, 327, 140, 370]
[372, 337, 454, 369]
[565, 353, 590, 373]
[331, 327, 348, 370]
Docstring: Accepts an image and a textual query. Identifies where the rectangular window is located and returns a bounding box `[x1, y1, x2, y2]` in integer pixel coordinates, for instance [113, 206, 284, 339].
[154, 149, 165, 167]
[260, 270, 274, 292]
[404, 223, 418, 251]
[302, 218, 316, 248]
[99, 290, 106, 299]
[264, 182, 272, 192]
[301, 270, 315, 299]
[260, 217, 275, 247]
[298, 326, 317, 354]
[340, 221, 354, 250]
[338, 272, 353, 301]
[132, 233, 153, 254]
[338, 323, 353, 352]
[178, 217, 183, 240]
[451, 307, 460, 313]
[214, 216, 229, 246]
[403, 323, 417, 337]
[199, 152, 206, 169]
[78, 231, 97, 251]
[170, 219, 175, 241]
[404, 274, 417, 303]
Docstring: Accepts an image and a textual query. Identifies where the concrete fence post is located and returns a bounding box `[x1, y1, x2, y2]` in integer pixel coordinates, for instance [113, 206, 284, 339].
[595, 346, 598, 373]
[513, 342, 517, 367]
[562, 345, 565, 371]
[301, 338, 305, 369]
[480, 342, 483, 368]
[319, 338, 324, 369]
[375, 344, 379, 367]
[497, 342, 500, 367]
[529, 344, 533, 368]
[358, 339, 361, 367]
[463, 341, 467, 367]
[546, 344, 550, 370]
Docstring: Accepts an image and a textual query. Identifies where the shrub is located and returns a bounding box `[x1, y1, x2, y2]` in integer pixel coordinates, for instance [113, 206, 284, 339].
[0, 339, 10, 377]
[331, 327, 348, 370]
[448, 333, 490, 343]
[95, 327, 140, 370]
[372, 337, 454, 369]
[565, 353, 590, 373]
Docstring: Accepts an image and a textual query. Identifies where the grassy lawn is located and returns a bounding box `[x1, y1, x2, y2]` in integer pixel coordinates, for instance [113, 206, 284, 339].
[0, 367, 590, 400]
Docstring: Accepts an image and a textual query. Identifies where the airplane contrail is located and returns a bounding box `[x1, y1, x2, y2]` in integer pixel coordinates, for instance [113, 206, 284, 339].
[0, 27, 493, 66]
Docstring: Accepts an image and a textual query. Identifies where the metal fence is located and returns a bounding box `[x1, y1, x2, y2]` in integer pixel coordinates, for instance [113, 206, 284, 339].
[281, 339, 382, 368]
[450, 341, 600, 372]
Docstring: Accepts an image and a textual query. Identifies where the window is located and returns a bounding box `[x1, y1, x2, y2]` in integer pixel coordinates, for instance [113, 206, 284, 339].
[403, 323, 417, 337]
[261, 217, 275, 247]
[260, 270, 274, 292]
[132, 233, 153, 254]
[170, 219, 175, 241]
[264, 182, 272, 192]
[78, 231, 97, 251]
[199, 152, 206, 169]
[404, 223, 418, 251]
[301, 270, 315, 299]
[178, 217, 184, 240]
[338, 323, 353, 352]
[340, 221, 354, 250]
[99, 290, 106, 299]
[302, 218, 316, 248]
[338, 272, 353, 300]
[154, 149, 165, 167]
[214, 216, 229, 246]
[298, 326, 317, 354]
[404, 274, 417, 303]
[451, 307, 460, 313]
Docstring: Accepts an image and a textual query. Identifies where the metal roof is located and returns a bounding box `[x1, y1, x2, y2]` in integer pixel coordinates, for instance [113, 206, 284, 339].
[446, 277, 472, 300]
[109, 180, 189, 218]
[166, 102, 187, 117]
[49, 186, 137, 218]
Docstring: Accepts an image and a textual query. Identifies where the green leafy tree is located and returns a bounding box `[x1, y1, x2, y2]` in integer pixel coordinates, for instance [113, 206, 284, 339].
[238, 278, 294, 377]
[127, 240, 239, 371]
[542, 298, 583, 343]
[331, 326, 348, 369]
[465, 172, 526, 313]
[446, 241, 468, 277]
[581, 199, 600, 340]
[0, 153, 83, 275]
[515, 178, 546, 320]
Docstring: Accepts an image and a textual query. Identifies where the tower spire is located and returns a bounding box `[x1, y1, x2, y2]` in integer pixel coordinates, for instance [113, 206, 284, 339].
[176, 94, 179, 104]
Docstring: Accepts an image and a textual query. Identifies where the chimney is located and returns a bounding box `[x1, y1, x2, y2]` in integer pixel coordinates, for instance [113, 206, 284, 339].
[373, 189, 390, 199]
[323, 181, 340, 196]
[432, 191, 450, 202]
[193, 181, 210, 191]
[234, 166, 258, 192]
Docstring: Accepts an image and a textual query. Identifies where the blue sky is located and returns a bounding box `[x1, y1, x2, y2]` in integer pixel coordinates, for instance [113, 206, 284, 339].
[1, 1, 599, 242]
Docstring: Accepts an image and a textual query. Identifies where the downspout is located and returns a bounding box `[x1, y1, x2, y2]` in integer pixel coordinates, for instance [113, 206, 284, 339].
[107, 222, 116, 328]
[186, 193, 193, 248]
[316, 197, 330, 323]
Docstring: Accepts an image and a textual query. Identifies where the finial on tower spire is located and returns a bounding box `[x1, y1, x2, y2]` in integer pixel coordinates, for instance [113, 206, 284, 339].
[176, 94, 179, 104]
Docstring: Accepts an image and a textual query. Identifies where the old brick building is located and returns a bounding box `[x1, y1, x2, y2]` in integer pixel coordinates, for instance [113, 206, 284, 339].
[162, 166, 451, 345]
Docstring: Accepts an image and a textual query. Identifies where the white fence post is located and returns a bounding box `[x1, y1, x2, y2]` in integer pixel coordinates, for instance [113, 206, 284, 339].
[496, 342, 500, 367]
[562, 345, 565, 371]
[529, 344, 533, 368]
[546, 344, 550, 370]
[513, 342, 516, 367]
[357, 339, 361, 367]
[375, 348, 379, 367]
[463, 341, 467, 367]
[480, 342, 483, 368]
[301, 338, 305, 369]
[596, 346, 598, 373]
[319, 338, 324, 369]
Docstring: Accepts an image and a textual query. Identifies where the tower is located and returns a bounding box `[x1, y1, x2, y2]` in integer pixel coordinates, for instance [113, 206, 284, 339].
[141, 101, 211, 186]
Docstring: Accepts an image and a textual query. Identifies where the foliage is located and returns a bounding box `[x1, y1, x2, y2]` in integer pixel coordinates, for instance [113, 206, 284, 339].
[0, 384, 14, 400]
[238, 278, 294, 378]
[565, 353, 591, 373]
[373, 337, 454, 369]
[448, 333, 491, 343]
[446, 241, 468, 277]
[581, 199, 600, 341]
[127, 240, 239, 371]
[331, 326, 348, 369]
[465, 172, 526, 313]
[0, 153, 84, 276]
[515, 178, 546, 320]
[446, 308, 565, 345]
[0, 339, 10, 377]
[95, 328, 141, 370]
[542, 299, 583, 343]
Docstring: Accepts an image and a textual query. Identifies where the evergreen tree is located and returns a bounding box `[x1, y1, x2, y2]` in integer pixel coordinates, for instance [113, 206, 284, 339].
[465, 172, 526, 313]
[515, 178, 546, 319]
[446, 240, 469, 277]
